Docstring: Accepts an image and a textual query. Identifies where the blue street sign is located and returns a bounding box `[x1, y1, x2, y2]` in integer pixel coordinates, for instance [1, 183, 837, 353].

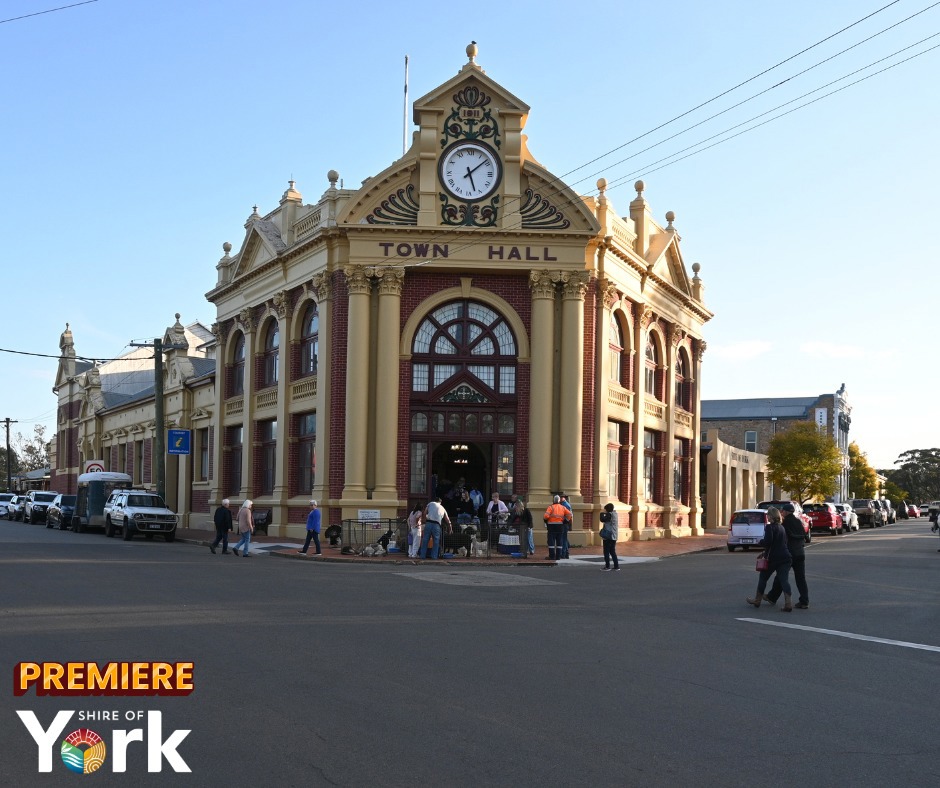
[167, 429, 191, 455]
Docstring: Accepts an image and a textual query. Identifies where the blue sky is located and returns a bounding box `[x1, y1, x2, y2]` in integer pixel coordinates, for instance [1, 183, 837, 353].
[2, 0, 937, 471]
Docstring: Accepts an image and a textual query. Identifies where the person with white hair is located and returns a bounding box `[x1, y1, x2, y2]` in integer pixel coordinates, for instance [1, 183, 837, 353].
[232, 500, 254, 557]
[209, 498, 233, 554]
[298, 500, 322, 556]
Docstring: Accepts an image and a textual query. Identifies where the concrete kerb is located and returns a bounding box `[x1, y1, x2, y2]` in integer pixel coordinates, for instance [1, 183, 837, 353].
[175, 526, 726, 566]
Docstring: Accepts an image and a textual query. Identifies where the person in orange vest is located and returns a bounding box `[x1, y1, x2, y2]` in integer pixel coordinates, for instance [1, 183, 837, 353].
[543, 495, 571, 560]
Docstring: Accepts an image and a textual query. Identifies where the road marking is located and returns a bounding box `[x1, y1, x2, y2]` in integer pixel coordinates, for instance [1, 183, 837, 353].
[738, 618, 940, 652]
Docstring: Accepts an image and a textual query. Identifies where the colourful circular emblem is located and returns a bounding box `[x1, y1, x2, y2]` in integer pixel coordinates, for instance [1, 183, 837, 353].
[61, 728, 107, 774]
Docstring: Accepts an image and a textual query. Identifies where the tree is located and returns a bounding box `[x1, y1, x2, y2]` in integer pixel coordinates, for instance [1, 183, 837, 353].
[848, 442, 878, 499]
[767, 422, 842, 505]
[14, 425, 49, 473]
[888, 448, 940, 503]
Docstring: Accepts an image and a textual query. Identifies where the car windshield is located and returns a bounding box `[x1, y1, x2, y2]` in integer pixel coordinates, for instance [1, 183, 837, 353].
[128, 495, 164, 508]
[732, 513, 766, 524]
[35, 493, 57, 503]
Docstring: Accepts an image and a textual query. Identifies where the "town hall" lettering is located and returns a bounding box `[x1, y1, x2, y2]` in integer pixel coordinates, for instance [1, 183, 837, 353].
[377, 243, 557, 262]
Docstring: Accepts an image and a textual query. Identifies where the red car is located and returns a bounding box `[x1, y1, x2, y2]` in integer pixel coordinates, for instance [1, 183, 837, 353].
[804, 502, 843, 535]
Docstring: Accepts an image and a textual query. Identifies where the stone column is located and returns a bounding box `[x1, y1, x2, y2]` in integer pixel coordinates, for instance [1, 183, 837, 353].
[271, 291, 291, 505]
[342, 265, 371, 499]
[689, 340, 706, 534]
[528, 270, 556, 502]
[237, 308, 256, 500]
[629, 303, 653, 536]
[559, 272, 588, 502]
[594, 279, 617, 503]
[309, 273, 331, 507]
[373, 267, 404, 502]
[663, 324, 682, 535]
[210, 322, 225, 506]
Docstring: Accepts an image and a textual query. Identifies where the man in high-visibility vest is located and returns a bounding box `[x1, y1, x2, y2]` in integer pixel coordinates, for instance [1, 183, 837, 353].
[543, 495, 571, 560]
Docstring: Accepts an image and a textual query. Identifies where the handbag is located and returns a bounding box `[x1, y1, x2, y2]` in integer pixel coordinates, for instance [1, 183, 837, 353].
[755, 554, 769, 572]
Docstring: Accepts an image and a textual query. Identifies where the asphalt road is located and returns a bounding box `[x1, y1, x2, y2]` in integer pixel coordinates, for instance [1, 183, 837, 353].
[2, 517, 939, 787]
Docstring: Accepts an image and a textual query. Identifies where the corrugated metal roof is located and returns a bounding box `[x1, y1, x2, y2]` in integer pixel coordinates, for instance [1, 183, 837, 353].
[701, 397, 817, 420]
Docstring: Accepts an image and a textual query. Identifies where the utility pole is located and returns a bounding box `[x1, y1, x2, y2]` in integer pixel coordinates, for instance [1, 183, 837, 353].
[3, 418, 17, 492]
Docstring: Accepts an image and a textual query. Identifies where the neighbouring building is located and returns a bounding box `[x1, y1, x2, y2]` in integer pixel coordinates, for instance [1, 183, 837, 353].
[51, 44, 714, 542]
[701, 384, 851, 502]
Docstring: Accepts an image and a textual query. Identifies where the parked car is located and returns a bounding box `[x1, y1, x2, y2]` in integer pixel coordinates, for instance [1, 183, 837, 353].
[852, 499, 884, 528]
[756, 500, 811, 539]
[23, 491, 60, 524]
[7, 494, 27, 521]
[834, 503, 860, 532]
[46, 494, 77, 530]
[0, 493, 14, 517]
[880, 499, 896, 524]
[103, 490, 178, 542]
[908, 504, 921, 518]
[727, 509, 769, 551]
[804, 502, 843, 535]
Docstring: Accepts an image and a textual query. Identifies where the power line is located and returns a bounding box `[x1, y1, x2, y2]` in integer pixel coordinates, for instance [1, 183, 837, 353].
[0, 0, 98, 26]
[346, 1, 920, 270]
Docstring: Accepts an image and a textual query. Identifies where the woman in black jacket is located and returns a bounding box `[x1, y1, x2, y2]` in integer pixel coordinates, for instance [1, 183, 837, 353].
[747, 507, 793, 611]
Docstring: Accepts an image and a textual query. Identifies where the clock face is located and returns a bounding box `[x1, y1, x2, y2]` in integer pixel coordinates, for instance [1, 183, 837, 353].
[439, 142, 501, 202]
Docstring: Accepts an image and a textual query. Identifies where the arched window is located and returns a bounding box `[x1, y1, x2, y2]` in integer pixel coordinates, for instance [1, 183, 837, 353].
[262, 322, 279, 388]
[300, 302, 319, 376]
[645, 336, 658, 398]
[410, 301, 516, 399]
[609, 312, 624, 385]
[231, 334, 245, 397]
[675, 350, 690, 410]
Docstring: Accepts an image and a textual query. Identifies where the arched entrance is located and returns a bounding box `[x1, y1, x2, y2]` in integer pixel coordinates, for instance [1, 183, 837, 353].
[406, 299, 518, 506]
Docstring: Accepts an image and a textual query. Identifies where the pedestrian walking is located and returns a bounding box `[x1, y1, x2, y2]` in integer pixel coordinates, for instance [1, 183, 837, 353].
[232, 500, 254, 558]
[543, 495, 571, 560]
[298, 500, 322, 555]
[599, 503, 620, 571]
[209, 498, 233, 554]
[407, 503, 423, 558]
[419, 496, 452, 560]
[765, 502, 810, 608]
[747, 506, 793, 611]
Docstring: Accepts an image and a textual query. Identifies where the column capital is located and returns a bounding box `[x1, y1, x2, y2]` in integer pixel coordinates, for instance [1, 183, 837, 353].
[561, 271, 590, 300]
[237, 307, 255, 334]
[344, 264, 372, 295]
[309, 271, 332, 302]
[374, 266, 405, 296]
[695, 339, 707, 363]
[666, 324, 686, 348]
[271, 289, 290, 320]
[529, 269, 556, 299]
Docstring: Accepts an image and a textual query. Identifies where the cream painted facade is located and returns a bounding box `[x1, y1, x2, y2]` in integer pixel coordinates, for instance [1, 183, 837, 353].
[204, 44, 713, 542]
[701, 428, 770, 530]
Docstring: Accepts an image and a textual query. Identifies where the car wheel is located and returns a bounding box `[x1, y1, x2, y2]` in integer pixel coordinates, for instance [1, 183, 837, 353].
[122, 519, 133, 541]
[105, 518, 115, 538]
[164, 531, 175, 543]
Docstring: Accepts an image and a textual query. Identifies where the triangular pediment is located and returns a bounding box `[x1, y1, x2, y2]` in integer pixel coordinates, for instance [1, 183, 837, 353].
[232, 218, 287, 278]
[646, 232, 692, 297]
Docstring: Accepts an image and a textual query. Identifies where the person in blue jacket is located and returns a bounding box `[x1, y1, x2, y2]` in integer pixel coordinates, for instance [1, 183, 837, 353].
[298, 500, 322, 555]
